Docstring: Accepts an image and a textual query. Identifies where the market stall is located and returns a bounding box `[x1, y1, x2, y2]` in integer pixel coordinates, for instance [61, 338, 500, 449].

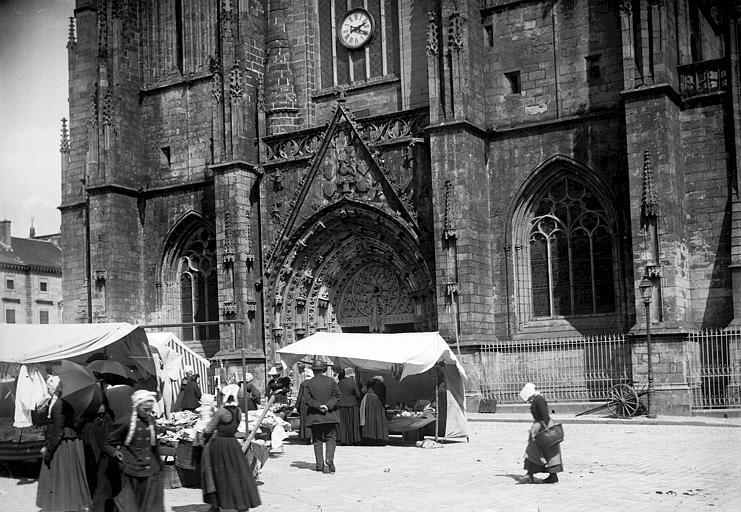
[155, 403, 291, 486]
[146, 332, 211, 417]
[0, 323, 158, 462]
[276, 331, 468, 440]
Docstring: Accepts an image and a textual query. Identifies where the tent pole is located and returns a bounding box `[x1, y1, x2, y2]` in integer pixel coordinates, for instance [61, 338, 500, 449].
[451, 289, 461, 358]
[241, 321, 247, 413]
[434, 367, 439, 443]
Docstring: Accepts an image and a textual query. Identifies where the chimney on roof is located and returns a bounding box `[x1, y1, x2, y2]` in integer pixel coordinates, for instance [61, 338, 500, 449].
[30, 218, 36, 238]
[0, 220, 10, 250]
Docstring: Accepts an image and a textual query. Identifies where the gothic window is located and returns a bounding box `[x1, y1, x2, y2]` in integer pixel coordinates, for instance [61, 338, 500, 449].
[142, 0, 217, 82]
[519, 176, 616, 321]
[177, 227, 219, 342]
[318, 0, 400, 89]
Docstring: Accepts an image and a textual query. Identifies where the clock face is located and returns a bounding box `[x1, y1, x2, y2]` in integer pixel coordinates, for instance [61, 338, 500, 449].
[338, 9, 374, 50]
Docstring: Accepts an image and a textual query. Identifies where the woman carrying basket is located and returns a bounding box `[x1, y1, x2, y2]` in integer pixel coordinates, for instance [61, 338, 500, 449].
[520, 382, 563, 484]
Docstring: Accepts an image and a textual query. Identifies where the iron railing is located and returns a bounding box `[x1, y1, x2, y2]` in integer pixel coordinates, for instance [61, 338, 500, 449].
[688, 328, 741, 409]
[474, 333, 631, 404]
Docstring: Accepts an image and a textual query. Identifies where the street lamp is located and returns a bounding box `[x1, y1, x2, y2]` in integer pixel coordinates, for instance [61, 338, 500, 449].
[638, 277, 656, 418]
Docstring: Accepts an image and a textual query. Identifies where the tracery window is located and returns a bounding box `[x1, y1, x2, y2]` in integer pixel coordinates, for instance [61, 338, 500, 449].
[177, 227, 219, 341]
[526, 177, 615, 318]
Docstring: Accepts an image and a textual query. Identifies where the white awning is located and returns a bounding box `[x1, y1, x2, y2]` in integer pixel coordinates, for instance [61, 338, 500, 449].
[0, 323, 141, 363]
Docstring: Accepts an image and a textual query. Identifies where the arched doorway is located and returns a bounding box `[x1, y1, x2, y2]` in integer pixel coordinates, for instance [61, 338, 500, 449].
[264, 199, 435, 359]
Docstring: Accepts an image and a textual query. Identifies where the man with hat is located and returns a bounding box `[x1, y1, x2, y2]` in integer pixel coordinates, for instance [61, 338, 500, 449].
[266, 366, 289, 404]
[304, 357, 341, 473]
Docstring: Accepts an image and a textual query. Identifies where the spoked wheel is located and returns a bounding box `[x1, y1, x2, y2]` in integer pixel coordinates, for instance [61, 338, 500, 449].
[607, 383, 640, 418]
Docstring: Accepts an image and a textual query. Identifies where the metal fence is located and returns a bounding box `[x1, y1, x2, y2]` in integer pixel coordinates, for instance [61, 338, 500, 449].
[688, 328, 741, 409]
[473, 333, 632, 404]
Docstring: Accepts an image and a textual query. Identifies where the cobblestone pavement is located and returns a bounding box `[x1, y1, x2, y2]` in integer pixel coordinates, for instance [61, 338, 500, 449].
[2, 420, 739, 512]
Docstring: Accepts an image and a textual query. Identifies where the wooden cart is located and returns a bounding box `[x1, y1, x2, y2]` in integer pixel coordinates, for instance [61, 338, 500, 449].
[576, 383, 647, 419]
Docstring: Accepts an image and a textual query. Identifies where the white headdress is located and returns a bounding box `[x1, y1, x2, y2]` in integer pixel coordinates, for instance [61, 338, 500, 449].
[124, 390, 157, 446]
[519, 382, 540, 402]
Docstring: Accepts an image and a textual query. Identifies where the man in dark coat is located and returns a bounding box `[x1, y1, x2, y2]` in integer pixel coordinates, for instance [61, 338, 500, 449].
[304, 358, 341, 473]
[179, 369, 202, 412]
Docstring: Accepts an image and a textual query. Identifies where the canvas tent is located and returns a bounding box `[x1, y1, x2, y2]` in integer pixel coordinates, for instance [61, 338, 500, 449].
[146, 332, 210, 417]
[0, 323, 158, 460]
[276, 331, 468, 439]
[0, 323, 157, 379]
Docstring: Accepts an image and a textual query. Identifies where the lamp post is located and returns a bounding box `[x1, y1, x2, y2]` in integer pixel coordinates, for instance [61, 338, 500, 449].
[638, 277, 656, 418]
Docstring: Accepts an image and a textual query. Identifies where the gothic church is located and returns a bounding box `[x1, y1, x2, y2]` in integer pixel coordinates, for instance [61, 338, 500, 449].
[60, 0, 741, 409]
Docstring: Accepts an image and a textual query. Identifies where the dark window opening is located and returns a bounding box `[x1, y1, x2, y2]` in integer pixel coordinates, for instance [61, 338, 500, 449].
[40, 310, 49, 324]
[505, 71, 521, 94]
[5, 309, 16, 324]
[485, 25, 494, 47]
[689, 5, 702, 62]
[160, 146, 171, 168]
[6, 279, 14, 290]
[40, 281, 47, 292]
[586, 54, 601, 82]
[175, 0, 184, 73]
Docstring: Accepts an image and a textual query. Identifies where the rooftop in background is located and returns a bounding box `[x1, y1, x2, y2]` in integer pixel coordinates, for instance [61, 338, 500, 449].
[0, 220, 61, 273]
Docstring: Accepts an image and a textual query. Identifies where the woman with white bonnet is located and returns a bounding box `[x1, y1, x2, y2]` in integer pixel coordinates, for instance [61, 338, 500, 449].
[241, 372, 261, 411]
[37, 374, 92, 511]
[104, 390, 164, 511]
[520, 382, 562, 484]
[201, 384, 261, 511]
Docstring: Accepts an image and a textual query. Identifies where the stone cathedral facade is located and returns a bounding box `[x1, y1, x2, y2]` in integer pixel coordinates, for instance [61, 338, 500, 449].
[60, 0, 741, 409]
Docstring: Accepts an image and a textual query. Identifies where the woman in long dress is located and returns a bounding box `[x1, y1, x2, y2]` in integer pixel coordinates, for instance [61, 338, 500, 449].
[360, 381, 388, 445]
[520, 382, 562, 484]
[336, 369, 361, 445]
[105, 390, 164, 512]
[201, 387, 261, 512]
[36, 375, 92, 512]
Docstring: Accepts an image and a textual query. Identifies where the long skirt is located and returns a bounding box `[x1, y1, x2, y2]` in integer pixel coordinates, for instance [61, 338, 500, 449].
[361, 394, 389, 442]
[298, 401, 310, 441]
[523, 420, 563, 474]
[201, 436, 261, 510]
[337, 405, 361, 445]
[114, 471, 164, 512]
[36, 438, 91, 512]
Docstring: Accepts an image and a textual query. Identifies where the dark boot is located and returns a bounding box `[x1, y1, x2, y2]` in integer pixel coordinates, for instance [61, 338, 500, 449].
[543, 473, 559, 484]
[326, 460, 335, 473]
[520, 473, 534, 484]
[313, 441, 325, 471]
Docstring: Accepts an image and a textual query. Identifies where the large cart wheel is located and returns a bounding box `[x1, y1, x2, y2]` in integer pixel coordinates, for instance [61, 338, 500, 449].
[607, 384, 640, 418]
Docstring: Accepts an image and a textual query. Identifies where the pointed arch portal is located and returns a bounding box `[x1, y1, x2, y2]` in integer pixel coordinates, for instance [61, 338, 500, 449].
[265, 199, 436, 353]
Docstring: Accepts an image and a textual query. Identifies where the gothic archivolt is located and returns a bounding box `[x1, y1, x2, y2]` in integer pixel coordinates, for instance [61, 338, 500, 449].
[265, 201, 434, 352]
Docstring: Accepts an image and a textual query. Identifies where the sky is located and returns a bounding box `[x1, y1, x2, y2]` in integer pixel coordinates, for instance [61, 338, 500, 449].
[0, 0, 75, 237]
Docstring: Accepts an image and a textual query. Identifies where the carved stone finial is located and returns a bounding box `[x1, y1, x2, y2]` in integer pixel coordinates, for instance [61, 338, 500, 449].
[618, 0, 632, 17]
[448, 11, 465, 51]
[209, 57, 223, 103]
[223, 212, 235, 264]
[60, 118, 69, 153]
[426, 10, 438, 56]
[67, 17, 76, 50]
[443, 180, 458, 239]
[229, 60, 243, 100]
[102, 89, 114, 127]
[641, 150, 659, 219]
[86, 91, 98, 129]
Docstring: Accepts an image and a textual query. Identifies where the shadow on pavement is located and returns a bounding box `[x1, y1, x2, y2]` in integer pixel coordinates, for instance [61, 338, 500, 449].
[0, 461, 40, 484]
[496, 472, 543, 484]
[289, 460, 319, 471]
